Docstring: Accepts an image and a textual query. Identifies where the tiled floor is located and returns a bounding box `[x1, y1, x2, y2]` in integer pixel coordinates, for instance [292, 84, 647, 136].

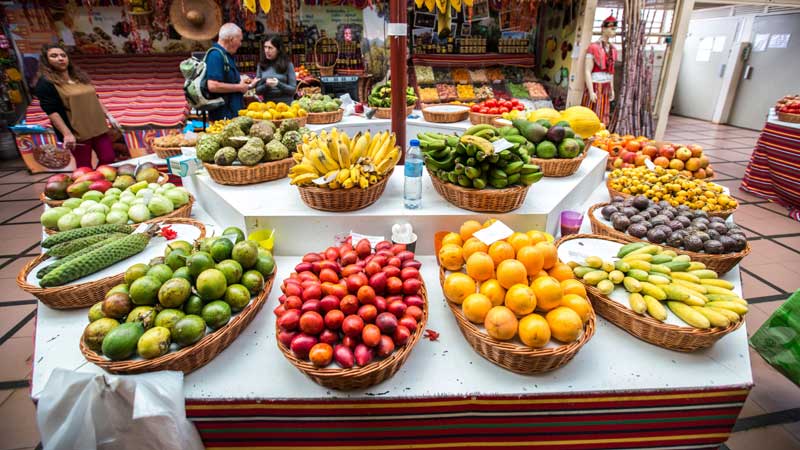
[0, 115, 798, 449]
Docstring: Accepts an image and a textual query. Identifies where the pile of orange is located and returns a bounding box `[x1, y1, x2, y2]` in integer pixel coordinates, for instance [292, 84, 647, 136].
[440, 220, 592, 348]
[593, 133, 653, 160]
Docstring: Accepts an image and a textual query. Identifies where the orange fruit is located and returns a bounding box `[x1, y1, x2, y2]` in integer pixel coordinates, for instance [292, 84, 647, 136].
[488, 241, 515, 266]
[560, 279, 587, 298]
[496, 259, 528, 289]
[531, 276, 563, 312]
[459, 220, 483, 241]
[518, 314, 551, 348]
[438, 244, 464, 271]
[525, 230, 548, 244]
[504, 283, 537, 316]
[462, 237, 489, 260]
[548, 263, 575, 282]
[484, 306, 519, 340]
[507, 232, 533, 253]
[546, 307, 583, 343]
[516, 245, 544, 277]
[535, 241, 558, 270]
[443, 272, 476, 305]
[534, 270, 549, 280]
[466, 252, 494, 282]
[479, 279, 506, 306]
[462, 293, 493, 323]
[560, 294, 592, 324]
[441, 232, 463, 248]
[482, 218, 497, 229]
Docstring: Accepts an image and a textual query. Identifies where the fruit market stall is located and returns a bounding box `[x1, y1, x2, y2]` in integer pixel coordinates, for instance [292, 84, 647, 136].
[741, 104, 800, 221]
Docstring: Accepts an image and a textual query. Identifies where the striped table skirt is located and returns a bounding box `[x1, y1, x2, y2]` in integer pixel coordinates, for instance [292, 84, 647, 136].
[186, 387, 749, 450]
[741, 119, 800, 221]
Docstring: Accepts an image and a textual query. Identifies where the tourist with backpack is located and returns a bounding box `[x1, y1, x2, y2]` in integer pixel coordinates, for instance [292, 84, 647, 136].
[204, 23, 258, 121]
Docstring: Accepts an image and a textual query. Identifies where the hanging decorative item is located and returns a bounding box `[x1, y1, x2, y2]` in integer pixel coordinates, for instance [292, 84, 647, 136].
[170, 0, 223, 41]
[260, 0, 272, 14]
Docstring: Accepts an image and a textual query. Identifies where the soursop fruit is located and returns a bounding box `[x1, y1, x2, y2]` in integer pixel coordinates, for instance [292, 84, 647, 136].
[214, 147, 237, 166]
[272, 132, 282, 145]
[281, 131, 302, 152]
[238, 143, 265, 166]
[264, 140, 289, 162]
[297, 126, 310, 136]
[221, 125, 246, 149]
[278, 119, 299, 134]
[249, 121, 275, 142]
[231, 116, 254, 134]
[196, 134, 221, 163]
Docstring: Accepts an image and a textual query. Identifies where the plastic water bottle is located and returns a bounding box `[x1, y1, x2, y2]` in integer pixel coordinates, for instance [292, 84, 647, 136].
[404, 139, 423, 209]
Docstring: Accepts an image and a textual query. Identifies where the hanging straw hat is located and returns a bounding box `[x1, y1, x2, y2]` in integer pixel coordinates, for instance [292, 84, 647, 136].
[170, 0, 222, 41]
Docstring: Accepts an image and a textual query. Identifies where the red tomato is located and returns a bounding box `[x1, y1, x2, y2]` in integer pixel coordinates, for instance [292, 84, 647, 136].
[489, 107, 500, 115]
[479, 107, 489, 114]
[485, 100, 497, 108]
[502, 101, 513, 109]
[471, 105, 481, 112]
[514, 105, 525, 111]
[510, 98, 520, 106]
[499, 106, 509, 113]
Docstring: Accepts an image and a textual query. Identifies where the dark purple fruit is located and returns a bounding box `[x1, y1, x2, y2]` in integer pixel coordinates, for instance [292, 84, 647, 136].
[622, 207, 639, 218]
[646, 228, 667, 244]
[677, 205, 690, 212]
[707, 229, 721, 241]
[692, 221, 708, 232]
[662, 209, 676, 220]
[601, 205, 619, 220]
[658, 201, 671, 209]
[667, 220, 684, 231]
[676, 216, 692, 228]
[730, 234, 747, 252]
[719, 235, 737, 253]
[684, 235, 704, 252]
[632, 195, 650, 211]
[628, 223, 648, 238]
[667, 231, 685, 248]
[704, 240, 724, 254]
[694, 210, 709, 219]
[612, 196, 625, 203]
[612, 215, 631, 231]
[651, 215, 669, 226]
[695, 231, 711, 242]
[629, 215, 645, 224]
[710, 222, 728, 235]
[623, 197, 635, 207]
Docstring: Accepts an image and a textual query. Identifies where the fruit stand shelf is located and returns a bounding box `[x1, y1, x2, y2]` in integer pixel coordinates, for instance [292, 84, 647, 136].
[186, 147, 607, 255]
[411, 54, 535, 68]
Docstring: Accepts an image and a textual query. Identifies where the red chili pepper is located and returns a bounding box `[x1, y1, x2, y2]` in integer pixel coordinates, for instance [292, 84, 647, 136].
[160, 225, 177, 240]
[424, 329, 440, 341]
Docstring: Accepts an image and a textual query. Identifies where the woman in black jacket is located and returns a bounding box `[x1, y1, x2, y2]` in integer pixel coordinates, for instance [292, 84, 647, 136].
[34, 44, 118, 168]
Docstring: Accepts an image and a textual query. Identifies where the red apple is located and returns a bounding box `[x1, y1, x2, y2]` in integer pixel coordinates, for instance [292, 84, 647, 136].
[658, 145, 675, 159]
[668, 158, 684, 171]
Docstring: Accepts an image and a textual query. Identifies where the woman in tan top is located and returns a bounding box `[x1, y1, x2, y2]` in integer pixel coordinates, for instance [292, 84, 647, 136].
[34, 44, 119, 168]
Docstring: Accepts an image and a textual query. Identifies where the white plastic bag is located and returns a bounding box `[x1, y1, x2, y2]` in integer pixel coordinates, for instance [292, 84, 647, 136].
[339, 93, 356, 117]
[37, 369, 204, 450]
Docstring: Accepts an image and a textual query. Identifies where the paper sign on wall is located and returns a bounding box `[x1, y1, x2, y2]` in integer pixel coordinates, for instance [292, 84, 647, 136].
[753, 34, 770, 52]
[712, 36, 726, 53]
[769, 34, 791, 49]
[696, 49, 711, 62]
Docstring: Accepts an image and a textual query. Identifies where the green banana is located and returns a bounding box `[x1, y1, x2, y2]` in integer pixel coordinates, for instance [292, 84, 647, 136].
[464, 124, 494, 135]
[506, 173, 520, 185]
[520, 172, 542, 185]
[505, 161, 524, 174]
[425, 153, 455, 170]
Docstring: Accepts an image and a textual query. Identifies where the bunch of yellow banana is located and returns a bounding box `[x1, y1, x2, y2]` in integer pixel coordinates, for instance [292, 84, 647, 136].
[206, 119, 232, 134]
[289, 128, 401, 189]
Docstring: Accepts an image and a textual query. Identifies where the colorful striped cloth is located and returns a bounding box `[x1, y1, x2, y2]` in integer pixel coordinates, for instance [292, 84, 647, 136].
[186, 388, 748, 449]
[24, 54, 189, 129]
[741, 114, 800, 221]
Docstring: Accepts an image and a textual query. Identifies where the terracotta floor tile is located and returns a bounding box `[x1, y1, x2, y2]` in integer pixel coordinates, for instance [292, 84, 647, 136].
[735, 205, 800, 236]
[737, 394, 767, 418]
[725, 424, 800, 450]
[731, 138, 759, 147]
[0, 304, 36, 338]
[0, 184, 45, 201]
[0, 336, 33, 382]
[745, 264, 800, 292]
[758, 202, 792, 217]
[744, 300, 773, 337]
[747, 240, 800, 265]
[0, 224, 44, 255]
[0, 277, 38, 303]
[741, 271, 782, 299]
[0, 257, 35, 279]
[0, 389, 40, 450]
[747, 345, 800, 416]
[0, 184, 31, 197]
[712, 162, 748, 179]
[6, 208, 41, 225]
[776, 236, 800, 251]
[0, 203, 42, 225]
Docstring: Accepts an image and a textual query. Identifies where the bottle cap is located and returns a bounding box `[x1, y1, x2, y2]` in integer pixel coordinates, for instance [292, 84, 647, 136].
[410, 139, 420, 146]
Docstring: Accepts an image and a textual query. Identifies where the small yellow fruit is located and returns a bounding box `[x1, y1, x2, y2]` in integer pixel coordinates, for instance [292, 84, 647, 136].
[546, 307, 583, 343]
[443, 272, 477, 305]
[479, 279, 506, 306]
[438, 244, 464, 271]
[484, 306, 519, 341]
[518, 314, 551, 348]
[504, 283, 537, 316]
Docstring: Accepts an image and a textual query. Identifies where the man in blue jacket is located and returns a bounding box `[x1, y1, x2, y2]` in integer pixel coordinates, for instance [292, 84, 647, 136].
[206, 23, 258, 121]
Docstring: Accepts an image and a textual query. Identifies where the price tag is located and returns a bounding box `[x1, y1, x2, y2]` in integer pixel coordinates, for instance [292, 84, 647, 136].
[350, 231, 385, 249]
[492, 138, 514, 153]
[472, 221, 514, 246]
[313, 171, 339, 185]
[133, 222, 151, 234]
[644, 157, 657, 171]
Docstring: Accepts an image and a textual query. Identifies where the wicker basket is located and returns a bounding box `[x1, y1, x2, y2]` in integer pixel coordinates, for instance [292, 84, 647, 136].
[44, 195, 195, 235]
[277, 282, 429, 390]
[531, 150, 587, 178]
[19, 218, 206, 310]
[153, 146, 183, 159]
[81, 268, 274, 374]
[434, 233, 594, 374]
[297, 169, 393, 212]
[204, 158, 293, 186]
[373, 105, 414, 120]
[587, 203, 750, 275]
[270, 116, 308, 128]
[778, 111, 800, 123]
[306, 109, 344, 125]
[469, 111, 501, 125]
[605, 179, 736, 219]
[555, 234, 743, 352]
[314, 37, 338, 76]
[421, 105, 470, 123]
[40, 192, 65, 207]
[429, 172, 530, 213]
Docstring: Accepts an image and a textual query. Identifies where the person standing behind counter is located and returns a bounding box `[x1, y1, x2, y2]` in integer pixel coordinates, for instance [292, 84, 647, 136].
[206, 23, 258, 121]
[255, 35, 297, 105]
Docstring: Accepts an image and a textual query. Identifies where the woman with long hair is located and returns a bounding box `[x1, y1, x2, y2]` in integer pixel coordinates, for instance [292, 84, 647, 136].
[255, 35, 297, 105]
[34, 44, 119, 168]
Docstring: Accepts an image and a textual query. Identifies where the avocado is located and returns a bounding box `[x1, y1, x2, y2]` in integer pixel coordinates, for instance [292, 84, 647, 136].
[511, 119, 548, 144]
[101, 321, 145, 360]
[535, 119, 552, 129]
[558, 139, 581, 158]
[576, 137, 586, 153]
[563, 127, 575, 139]
[545, 125, 566, 143]
[535, 141, 557, 159]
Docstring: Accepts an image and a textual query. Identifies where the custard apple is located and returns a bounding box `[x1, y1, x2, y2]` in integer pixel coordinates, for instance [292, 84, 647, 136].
[238, 143, 265, 166]
[214, 147, 237, 166]
[231, 116, 254, 134]
[221, 124, 246, 149]
[249, 121, 275, 142]
[196, 134, 221, 163]
[264, 140, 289, 162]
[278, 119, 299, 134]
[281, 131, 302, 152]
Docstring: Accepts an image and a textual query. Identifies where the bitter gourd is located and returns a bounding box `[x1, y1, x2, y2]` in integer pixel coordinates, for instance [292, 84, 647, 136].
[41, 224, 134, 248]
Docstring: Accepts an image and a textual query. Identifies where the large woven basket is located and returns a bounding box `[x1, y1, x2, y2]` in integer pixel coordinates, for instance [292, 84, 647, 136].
[204, 158, 293, 185]
[531, 150, 587, 178]
[277, 282, 429, 390]
[373, 105, 414, 120]
[153, 146, 183, 159]
[556, 234, 743, 352]
[40, 192, 65, 207]
[605, 178, 736, 219]
[469, 111, 501, 125]
[429, 172, 530, 213]
[587, 203, 750, 275]
[434, 233, 594, 374]
[421, 106, 470, 123]
[297, 169, 392, 212]
[81, 268, 274, 374]
[44, 195, 195, 235]
[270, 116, 308, 128]
[19, 218, 206, 310]
[306, 109, 344, 124]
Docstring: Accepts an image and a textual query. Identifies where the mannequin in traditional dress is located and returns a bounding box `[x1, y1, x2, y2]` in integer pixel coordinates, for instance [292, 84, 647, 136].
[582, 15, 618, 124]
